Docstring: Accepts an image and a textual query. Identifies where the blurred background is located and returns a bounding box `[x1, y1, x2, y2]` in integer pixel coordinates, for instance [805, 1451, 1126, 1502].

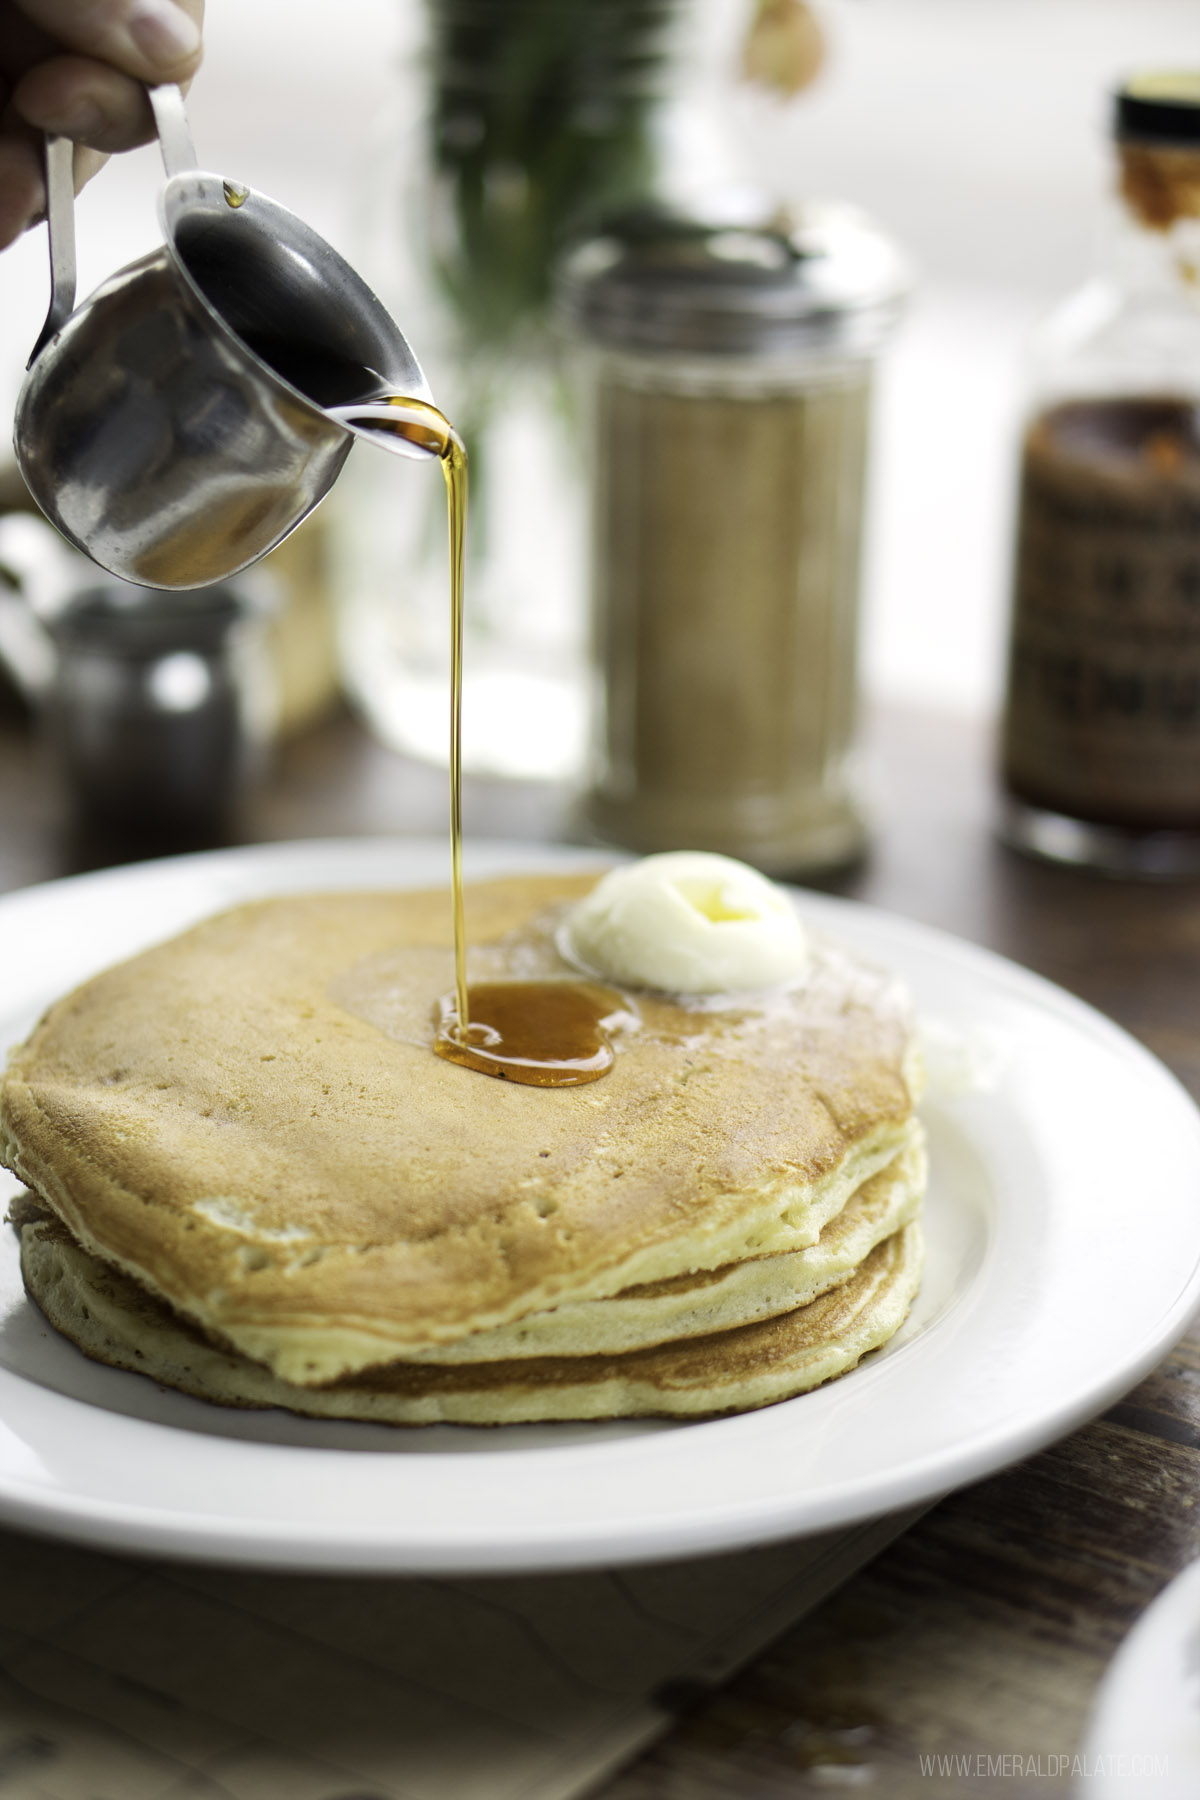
[2, 0, 1199, 732]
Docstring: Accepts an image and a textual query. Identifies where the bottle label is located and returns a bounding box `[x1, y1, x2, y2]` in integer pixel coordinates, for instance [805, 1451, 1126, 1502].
[1002, 399, 1200, 829]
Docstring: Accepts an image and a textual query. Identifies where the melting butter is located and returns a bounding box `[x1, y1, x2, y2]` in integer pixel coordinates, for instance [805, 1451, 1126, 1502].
[563, 852, 810, 996]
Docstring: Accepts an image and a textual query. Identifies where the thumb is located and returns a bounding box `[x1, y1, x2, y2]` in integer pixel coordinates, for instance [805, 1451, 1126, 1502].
[11, 0, 203, 84]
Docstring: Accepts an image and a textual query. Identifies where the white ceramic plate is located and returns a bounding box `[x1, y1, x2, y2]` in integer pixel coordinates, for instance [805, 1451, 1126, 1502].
[1083, 1558, 1200, 1797]
[1, 838, 1199, 1574]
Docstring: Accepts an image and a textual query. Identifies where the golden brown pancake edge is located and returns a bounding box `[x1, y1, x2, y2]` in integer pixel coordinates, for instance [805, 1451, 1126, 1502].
[17, 1209, 925, 1425]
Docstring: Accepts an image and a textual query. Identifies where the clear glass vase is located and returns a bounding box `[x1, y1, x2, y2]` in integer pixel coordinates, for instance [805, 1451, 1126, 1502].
[333, 0, 700, 780]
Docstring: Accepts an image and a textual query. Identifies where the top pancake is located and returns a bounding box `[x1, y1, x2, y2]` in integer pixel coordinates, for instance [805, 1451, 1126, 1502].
[0, 873, 920, 1384]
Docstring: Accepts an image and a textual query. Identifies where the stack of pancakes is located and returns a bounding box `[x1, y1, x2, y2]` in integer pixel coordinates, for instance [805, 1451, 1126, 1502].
[2, 873, 925, 1424]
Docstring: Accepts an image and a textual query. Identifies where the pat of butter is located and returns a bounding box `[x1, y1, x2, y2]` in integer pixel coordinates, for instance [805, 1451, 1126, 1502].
[565, 852, 810, 995]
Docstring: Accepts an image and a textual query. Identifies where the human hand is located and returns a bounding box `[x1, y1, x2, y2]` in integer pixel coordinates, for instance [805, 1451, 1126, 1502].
[0, 0, 203, 249]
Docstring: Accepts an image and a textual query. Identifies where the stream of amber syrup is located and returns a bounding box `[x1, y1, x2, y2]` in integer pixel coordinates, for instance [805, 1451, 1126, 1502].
[334, 394, 622, 1085]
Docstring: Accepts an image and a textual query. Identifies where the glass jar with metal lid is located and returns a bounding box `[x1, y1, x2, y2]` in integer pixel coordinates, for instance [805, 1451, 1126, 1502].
[559, 205, 909, 874]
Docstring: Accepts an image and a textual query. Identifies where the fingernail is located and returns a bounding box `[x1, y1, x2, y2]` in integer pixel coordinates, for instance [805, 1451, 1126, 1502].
[127, 1, 201, 67]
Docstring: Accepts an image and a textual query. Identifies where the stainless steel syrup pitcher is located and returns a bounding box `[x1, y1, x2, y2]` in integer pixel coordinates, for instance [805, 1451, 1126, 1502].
[14, 85, 432, 590]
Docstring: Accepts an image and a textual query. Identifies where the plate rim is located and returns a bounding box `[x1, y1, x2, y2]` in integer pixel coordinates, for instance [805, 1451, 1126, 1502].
[1082, 1554, 1200, 1795]
[1, 834, 1199, 1573]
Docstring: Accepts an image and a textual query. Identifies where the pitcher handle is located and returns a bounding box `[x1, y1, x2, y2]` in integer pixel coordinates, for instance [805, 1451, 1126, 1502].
[25, 82, 194, 370]
[147, 83, 198, 178]
[26, 135, 77, 368]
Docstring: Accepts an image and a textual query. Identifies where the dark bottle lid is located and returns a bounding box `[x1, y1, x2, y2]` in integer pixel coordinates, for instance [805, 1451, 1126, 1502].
[1115, 73, 1200, 146]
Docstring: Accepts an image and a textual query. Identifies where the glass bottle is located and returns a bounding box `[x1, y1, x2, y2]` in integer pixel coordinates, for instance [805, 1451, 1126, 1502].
[560, 206, 908, 875]
[1000, 75, 1200, 874]
[333, 0, 719, 781]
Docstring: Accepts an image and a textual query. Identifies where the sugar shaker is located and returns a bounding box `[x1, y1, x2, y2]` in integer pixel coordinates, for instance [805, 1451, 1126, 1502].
[560, 207, 909, 874]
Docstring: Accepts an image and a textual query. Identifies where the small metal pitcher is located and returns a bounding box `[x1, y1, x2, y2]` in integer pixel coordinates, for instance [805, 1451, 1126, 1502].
[14, 85, 431, 590]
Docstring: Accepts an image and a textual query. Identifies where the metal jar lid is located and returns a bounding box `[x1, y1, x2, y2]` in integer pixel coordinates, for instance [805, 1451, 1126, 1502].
[558, 204, 911, 359]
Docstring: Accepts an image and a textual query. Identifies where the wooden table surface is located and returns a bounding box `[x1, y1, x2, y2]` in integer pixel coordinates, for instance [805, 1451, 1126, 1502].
[2, 694, 1198, 1798]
